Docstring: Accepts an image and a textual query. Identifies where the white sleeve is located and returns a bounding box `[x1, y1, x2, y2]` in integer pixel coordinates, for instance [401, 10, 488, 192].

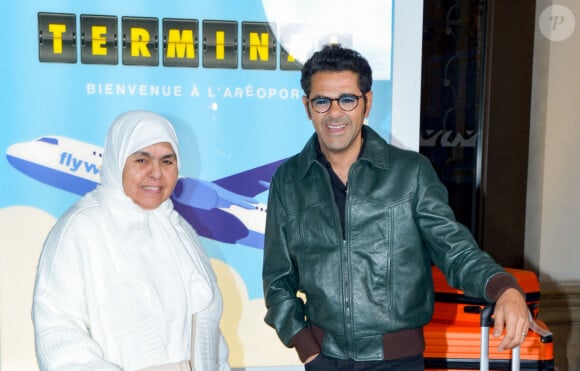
[191, 284, 230, 371]
[32, 217, 121, 371]
[217, 332, 231, 371]
[34, 301, 121, 371]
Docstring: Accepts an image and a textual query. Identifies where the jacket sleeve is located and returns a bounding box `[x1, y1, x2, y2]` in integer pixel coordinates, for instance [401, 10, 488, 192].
[32, 223, 121, 371]
[262, 175, 318, 358]
[413, 155, 509, 300]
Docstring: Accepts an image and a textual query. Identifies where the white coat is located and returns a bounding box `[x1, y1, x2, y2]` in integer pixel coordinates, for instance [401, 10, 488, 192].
[32, 110, 230, 371]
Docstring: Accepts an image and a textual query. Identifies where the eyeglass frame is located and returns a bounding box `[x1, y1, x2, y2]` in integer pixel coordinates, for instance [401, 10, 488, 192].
[308, 93, 366, 114]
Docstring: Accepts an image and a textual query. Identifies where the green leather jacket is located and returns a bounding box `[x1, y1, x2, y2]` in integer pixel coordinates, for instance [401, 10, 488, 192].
[262, 126, 507, 361]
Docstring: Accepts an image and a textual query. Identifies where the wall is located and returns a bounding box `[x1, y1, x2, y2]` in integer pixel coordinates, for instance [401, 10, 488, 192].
[527, 1, 580, 369]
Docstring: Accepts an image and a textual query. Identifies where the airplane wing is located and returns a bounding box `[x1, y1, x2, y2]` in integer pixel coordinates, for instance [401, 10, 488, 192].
[212, 158, 287, 197]
[170, 158, 288, 249]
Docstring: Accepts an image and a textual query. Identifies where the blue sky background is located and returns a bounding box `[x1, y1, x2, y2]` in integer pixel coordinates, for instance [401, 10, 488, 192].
[0, 0, 393, 299]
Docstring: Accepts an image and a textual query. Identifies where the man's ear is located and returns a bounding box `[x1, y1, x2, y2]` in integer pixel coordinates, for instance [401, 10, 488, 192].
[363, 91, 373, 117]
[302, 95, 312, 120]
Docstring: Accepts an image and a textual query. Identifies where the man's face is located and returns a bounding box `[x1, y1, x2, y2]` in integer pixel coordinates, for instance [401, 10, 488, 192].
[122, 142, 178, 210]
[302, 70, 372, 160]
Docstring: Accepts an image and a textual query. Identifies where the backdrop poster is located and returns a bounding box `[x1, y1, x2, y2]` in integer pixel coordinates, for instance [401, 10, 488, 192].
[0, 0, 422, 369]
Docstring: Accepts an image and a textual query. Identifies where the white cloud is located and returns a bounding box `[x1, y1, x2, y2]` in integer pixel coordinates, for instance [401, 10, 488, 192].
[212, 259, 301, 368]
[0, 206, 54, 371]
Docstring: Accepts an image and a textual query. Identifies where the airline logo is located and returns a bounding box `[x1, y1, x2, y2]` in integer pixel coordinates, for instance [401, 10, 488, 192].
[7, 136, 102, 195]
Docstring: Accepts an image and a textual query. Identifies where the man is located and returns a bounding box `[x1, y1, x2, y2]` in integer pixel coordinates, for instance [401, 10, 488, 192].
[262, 44, 530, 370]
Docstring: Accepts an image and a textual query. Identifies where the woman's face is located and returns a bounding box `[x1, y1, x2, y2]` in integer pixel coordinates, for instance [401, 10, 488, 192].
[122, 142, 178, 210]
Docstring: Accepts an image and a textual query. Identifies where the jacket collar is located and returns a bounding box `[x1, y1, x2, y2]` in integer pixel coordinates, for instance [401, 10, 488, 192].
[296, 125, 391, 180]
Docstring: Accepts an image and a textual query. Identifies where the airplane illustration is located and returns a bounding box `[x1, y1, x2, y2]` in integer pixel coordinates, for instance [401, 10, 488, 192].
[6, 135, 285, 249]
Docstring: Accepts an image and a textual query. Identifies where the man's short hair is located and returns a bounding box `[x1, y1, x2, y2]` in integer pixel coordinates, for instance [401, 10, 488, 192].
[300, 44, 373, 97]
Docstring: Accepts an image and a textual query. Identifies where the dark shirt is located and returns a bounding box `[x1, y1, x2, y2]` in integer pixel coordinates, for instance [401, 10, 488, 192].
[316, 132, 366, 238]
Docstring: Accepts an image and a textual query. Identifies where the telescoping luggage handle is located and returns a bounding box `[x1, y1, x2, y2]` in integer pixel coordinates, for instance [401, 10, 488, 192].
[480, 303, 553, 371]
[480, 304, 520, 371]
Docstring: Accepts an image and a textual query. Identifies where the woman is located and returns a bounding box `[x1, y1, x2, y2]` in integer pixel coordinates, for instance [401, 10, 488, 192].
[32, 110, 230, 370]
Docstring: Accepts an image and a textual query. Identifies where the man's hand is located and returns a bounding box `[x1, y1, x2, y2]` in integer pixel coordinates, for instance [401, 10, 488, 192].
[492, 288, 530, 351]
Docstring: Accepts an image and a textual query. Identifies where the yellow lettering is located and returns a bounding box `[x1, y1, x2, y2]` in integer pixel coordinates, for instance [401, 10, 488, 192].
[249, 32, 269, 61]
[216, 31, 225, 60]
[92, 25, 108, 56]
[48, 24, 66, 54]
[131, 28, 151, 57]
[39, 13, 303, 70]
[166, 29, 195, 59]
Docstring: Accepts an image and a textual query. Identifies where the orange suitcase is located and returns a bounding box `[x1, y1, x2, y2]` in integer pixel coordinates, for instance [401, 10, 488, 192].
[425, 270, 555, 371]
[423, 314, 554, 370]
[431, 266, 541, 324]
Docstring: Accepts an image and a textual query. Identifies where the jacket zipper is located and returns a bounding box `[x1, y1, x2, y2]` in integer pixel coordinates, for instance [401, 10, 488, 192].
[318, 160, 355, 357]
[343, 172, 354, 357]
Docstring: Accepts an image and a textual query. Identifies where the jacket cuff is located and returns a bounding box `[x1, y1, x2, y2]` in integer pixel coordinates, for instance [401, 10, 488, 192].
[290, 327, 321, 363]
[485, 272, 525, 302]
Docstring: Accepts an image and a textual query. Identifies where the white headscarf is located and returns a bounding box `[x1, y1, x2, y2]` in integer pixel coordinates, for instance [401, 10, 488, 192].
[93, 110, 214, 357]
[100, 109, 181, 189]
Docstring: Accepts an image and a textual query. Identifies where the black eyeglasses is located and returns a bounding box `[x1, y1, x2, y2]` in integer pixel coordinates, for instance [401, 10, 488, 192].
[309, 94, 364, 113]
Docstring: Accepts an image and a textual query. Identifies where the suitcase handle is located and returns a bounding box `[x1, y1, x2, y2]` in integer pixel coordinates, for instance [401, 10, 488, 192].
[528, 311, 553, 340]
[480, 303, 555, 371]
[480, 303, 521, 371]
